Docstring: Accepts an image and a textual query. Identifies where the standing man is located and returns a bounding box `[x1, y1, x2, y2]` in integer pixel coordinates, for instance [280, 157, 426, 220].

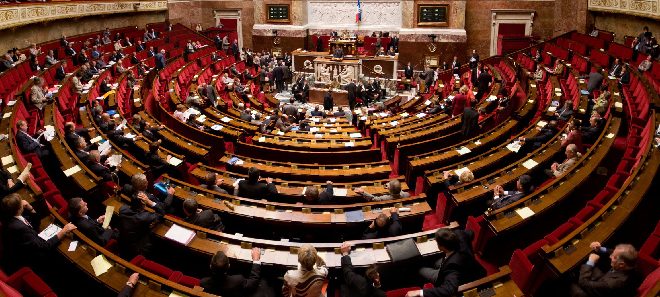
[451, 56, 461, 75]
[461, 99, 479, 138]
[404, 62, 414, 91]
[475, 66, 492, 100]
[155, 49, 166, 70]
[323, 89, 334, 111]
[346, 79, 357, 110]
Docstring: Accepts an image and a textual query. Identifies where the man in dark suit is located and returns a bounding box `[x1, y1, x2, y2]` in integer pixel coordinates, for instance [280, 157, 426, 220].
[234, 167, 278, 200]
[586, 67, 604, 93]
[468, 49, 480, 69]
[346, 79, 357, 109]
[323, 89, 334, 111]
[201, 248, 273, 297]
[518, 121, 558, 152]
[423, 67, 435, 93]
[391, 34, 400, 52]
[147, 46, 155, 58]
[183, 198, 224, 231]
[55, 61, 67, 81]
[570, 242, 641, 297]
[301, 81, 310, 103]
[609, 58, 622, 77]
[475, 66, 493, 100]
[117, 175, 174, 258]
[451, 56, 461, 75]
[69, 197, 116, 246]
[15, 120, 50, 159]
[315, 34, 324, 52]
[303, 181, 336, 204]
[118, 273, 139, 297]
[363, 207, 402, 239]
[87, 151, 114, 181]
[408, 228, 486, 297]
[489, 175, 533, 210]
[155, 49, 166, 70]
[460, 99, 479, 138]
[404, 62, 414, 79]
[282, 99, 298, 117]
[273, 63, 285, 93]
[0, 193, 76, 273]
[230, 40, 239, 60]
[340, 242, 386, 297]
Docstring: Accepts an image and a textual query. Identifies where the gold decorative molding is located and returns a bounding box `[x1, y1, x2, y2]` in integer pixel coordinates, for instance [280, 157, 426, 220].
[589, 0, 659, 20]
[0, 1, 167, 30]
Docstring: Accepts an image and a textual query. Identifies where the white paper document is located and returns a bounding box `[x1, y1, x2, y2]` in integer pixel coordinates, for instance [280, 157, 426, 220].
[456, 147, 471, 155]
[107, 155, 122, 167]
[334, 188, 348, 197]
[90, 136, 103, 144]
[164, 224, 195, 246]
[506, 141, 522, 153]
[344, 142, 355, 147]
[350, 133, 362, 138]
[64, 165, 81, 177]
[220, 116, 232, 123]
[68, 241, 78, 252]
[38, 224, 61, 240]
[102, 206, 114, 229]
[454, 167, 470, 177]
[90, 255, 113, 276]
[522, 159, 538, 169]
[1, 155, 14, 166]
[168, 156, 183, 166]
[516, 207, 535, 219]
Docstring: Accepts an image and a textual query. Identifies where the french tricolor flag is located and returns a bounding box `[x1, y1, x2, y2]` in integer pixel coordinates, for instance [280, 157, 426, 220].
[356, 0, 362, 23]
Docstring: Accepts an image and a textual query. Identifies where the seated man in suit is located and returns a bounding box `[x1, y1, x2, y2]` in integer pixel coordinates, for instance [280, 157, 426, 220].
[87, 151, 115, 182]
[68, 197, 116, 246]
[518, 121, 558, 152]
[546, 144, 581, 178]
[489, 175, 533, 210]
[340, 242, 386, 297]
[363, 207, 402, 239]
[201, 248, 273, 297]
[408, 229, 486, 297]
[182, 198, 225, 232]
[234, 167, 278, 200]
[354, 179, 409, 202]
[303, 181, 335, 204]
[64, 122, 94, 150]
[15, 120, 50, 159]
[570, 242, 641, 297]
[200, 172, 229, 194]
[117, 177, 174, 258]
[0, 193, 76, 273]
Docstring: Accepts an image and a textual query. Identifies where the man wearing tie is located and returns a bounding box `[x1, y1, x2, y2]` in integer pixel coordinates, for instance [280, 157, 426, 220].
[451, 56, 461, 75]
[147, 46, 155, 58]
[0, 193, 76, 273]
[15, 120, 50, 159]
[610, 58, 623, 78]
[333, 46, 344, 59]
[68, 197, 116, 246]
[55, 61, 67, 81]
[570, 242, 641, 297]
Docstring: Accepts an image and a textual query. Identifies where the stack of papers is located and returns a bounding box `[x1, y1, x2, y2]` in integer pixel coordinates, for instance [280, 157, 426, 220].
[390, 121, 398, 126]
[102, 206, 114, 229]
[416, 113, 426, 118]
[107, 155, 122, 167]
[258, 136, 266, 142]
[350, 133, 362, 138]
[211, 124, 223, 131]
[220, 117, 232, 123]
[164, 224, 196, 246]
[344, 142, 355, 147]
[98, 141, 111, 156]
[537, 121, 548, 127]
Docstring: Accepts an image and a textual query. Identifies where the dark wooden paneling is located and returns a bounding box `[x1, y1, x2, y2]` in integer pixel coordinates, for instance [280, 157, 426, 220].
[252, 35, 305, 53]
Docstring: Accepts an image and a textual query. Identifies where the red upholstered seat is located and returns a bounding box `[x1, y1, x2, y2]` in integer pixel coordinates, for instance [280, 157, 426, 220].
[637, 266, 660, 296]
[386, 287, 421, 297]
[0, 267, 56, 297]
[544, 221, 577, 244]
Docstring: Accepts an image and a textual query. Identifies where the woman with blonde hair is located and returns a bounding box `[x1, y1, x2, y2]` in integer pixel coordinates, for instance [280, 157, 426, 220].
[451, 85, 470, 117]
[282, 244, 328, 297]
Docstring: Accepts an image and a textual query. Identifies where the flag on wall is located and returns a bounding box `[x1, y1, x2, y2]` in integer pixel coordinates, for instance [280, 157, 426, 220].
[356, 0, 362, 23]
